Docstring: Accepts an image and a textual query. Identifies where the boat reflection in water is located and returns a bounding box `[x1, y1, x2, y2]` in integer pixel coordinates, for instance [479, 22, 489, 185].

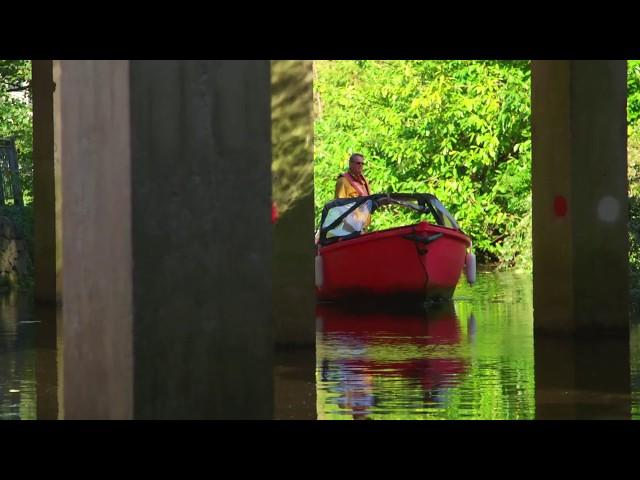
[316, 301, 469, 420]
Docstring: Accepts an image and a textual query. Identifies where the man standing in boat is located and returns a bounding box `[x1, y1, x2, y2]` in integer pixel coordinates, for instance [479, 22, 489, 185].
[331, 153, 373, 233]
[335, 153, 371, 199]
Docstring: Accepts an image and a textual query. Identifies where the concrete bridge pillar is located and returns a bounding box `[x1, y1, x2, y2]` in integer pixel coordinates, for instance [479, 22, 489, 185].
[32, 60, 57, 305]
[55, 60, 273, 419]
[271, 60, 316, 419]
[532, 60, 630, 418]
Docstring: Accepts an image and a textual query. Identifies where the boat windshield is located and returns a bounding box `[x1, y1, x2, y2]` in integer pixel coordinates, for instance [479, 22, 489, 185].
[431, 197, 460, 230]
[317, 193, 462, 246]
[322, 199, 373, 240]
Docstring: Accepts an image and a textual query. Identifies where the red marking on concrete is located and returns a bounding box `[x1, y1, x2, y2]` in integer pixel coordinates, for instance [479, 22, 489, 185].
[553, 195, 567, 217]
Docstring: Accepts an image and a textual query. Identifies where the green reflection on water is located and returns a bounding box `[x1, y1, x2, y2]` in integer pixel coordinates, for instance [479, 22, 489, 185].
[316, 271, 536, 420]
[0, 292, 37, 420]
[2, 269, 638, 420]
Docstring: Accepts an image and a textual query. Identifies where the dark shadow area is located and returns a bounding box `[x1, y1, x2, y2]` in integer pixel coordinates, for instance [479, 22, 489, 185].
[274, 346, 316, 420]
[535, 335, 631, 419]
[34, 304, 58, 419]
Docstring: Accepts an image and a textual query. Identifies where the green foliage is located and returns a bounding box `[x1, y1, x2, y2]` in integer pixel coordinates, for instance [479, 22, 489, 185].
[629, 131, 640, 299]
[628, 61, 640, 126]
[0, 60, 33, 203]
[628, 61, 640, 302]
[314, 60, 531, 269]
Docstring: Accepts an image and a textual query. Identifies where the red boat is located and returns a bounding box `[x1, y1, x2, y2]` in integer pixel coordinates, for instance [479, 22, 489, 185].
[315, 193, 475, 302]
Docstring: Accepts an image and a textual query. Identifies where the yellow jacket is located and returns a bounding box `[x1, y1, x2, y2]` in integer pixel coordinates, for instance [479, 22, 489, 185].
[335, 172, 371, 199]
[334, 172, 372, 230]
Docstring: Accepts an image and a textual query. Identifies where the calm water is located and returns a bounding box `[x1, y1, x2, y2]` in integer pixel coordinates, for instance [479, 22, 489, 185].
[1, 272, 639, 419]
[0, 292, 58, 420]
[316, 270, 640, 420]
[0, 292, 39, 420]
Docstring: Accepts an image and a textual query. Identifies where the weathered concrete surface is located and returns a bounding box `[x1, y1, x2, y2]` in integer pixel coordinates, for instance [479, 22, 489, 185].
[270, 60, 316, 418]
[56, 60, 273, 419]
[56, 60, 134, 419]
[532, 60, 629, 336]
[272, 192, 315, 346]
[271, 60, 315, 347]
[532, 60, 630, 418]
[130, 61, 273, 419]
[32, 60, 57, 304]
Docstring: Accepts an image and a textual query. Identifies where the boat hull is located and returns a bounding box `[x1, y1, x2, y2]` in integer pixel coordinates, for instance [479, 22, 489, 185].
[316, 221, 470, 302]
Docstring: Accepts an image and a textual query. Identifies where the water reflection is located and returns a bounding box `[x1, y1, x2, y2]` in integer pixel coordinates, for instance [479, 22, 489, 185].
[0, 292, 58, 420]
[317, 270, 640, 420]
[317, 301, 468, 419]
[0, 292, 38, 419]
[316, 271, 537, 420]
[0, 270, 638, 419]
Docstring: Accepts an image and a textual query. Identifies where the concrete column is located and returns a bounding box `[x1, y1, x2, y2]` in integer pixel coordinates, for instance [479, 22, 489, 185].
[271, 60, 316, 419]
[56, 60, 273, 419]
[532, 60, 630, 418]
[32, 60, 60, 416]
[56, 60, 133, 419]
[532, 60, 629, 335]
[32, 60, 57, 304]
[272, 192, 315, 345]
[271, 60, 315, 346]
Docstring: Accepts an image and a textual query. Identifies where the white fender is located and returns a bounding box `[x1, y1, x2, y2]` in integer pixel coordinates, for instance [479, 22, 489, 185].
[465, 251, 476, 285]
[315, 254, 323, 288]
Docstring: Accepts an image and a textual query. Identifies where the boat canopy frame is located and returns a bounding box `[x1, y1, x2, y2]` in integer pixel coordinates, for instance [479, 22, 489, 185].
[318, 193, 462, 246]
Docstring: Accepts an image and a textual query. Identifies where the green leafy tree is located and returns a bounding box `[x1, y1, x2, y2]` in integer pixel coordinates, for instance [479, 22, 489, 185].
[628, 60, 640, 303]
[314, 60, 531, 268]
[0, 60, 33, 204]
